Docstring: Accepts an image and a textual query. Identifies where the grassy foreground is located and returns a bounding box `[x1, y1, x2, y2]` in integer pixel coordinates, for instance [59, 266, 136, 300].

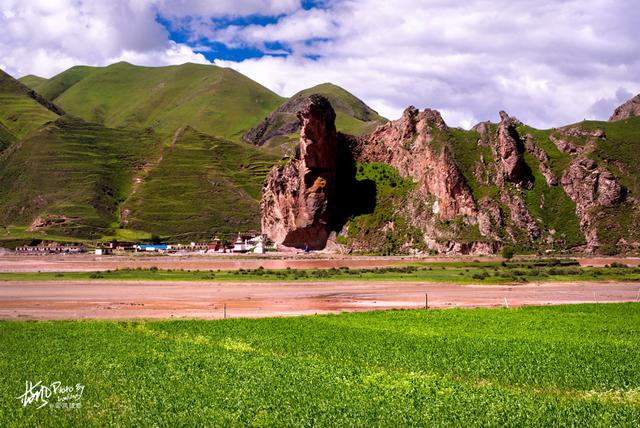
[1, 304, 639, 426]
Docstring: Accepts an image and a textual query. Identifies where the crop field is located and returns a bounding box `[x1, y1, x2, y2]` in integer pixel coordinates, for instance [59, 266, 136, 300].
[1, 303, 639, 426]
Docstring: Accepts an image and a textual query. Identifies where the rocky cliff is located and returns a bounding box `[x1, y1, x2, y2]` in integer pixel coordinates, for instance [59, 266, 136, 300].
[262, 94, 640, 254]
[261, 95, 342, 250]
[609, 94, 640, 121]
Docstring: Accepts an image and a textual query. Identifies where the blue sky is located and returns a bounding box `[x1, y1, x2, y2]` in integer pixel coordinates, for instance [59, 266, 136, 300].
[0, 0, 638, 127]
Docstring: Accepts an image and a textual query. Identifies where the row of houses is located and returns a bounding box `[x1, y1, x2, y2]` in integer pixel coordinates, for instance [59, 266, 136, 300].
[14, 234, 269, 255]
[15, 243, 86, 254]
[96, 235, 267, 255]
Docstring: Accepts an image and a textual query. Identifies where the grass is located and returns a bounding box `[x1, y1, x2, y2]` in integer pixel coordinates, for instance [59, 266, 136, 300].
[0, 69, 59, 140]
[123, 127, 277, 239]
[2, 262, 640, 284]
[448, 127, 499, 200]
[98, 228, 152, 243]
[0, 117, 159, 238]
[342, 162, 424, 254]
[1, 303, 639, 425]
[49, 62, 284, 142]
[0, 226, 90, 249]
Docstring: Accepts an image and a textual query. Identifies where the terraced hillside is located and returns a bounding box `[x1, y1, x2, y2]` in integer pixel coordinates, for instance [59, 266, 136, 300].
[0, 117, 158, 239]
[123, 127, 277, 239]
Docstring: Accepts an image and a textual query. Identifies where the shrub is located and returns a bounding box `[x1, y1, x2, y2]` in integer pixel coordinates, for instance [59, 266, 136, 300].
[600, 244, 619, 256]
[501, 246, 515, 260]
[471, 272, 488, 281]
[610, 262, 628, 268]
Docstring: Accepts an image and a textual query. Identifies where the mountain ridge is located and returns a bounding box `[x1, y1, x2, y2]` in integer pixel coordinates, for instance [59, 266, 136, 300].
[5, 63, 640, 254]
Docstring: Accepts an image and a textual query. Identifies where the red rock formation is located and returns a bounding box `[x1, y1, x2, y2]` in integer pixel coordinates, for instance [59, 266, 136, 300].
[560, 157, 625, 249]
[610, 94, 640, 121]
[261, 96, 631, 254]
[354, 106, 477, 220]
[495, 111, 532, 187]
[261, 95, 339, 250]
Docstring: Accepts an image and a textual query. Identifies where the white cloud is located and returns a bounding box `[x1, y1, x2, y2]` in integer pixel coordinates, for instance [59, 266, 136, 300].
[155, 0, 300, 18]
[210, 0, 640, 127]
[1, 0, 638, 128]
[0, 0, 181, 77]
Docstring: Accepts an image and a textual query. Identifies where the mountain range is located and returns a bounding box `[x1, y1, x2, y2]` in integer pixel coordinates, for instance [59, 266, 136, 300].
[1, 62, 639, 254]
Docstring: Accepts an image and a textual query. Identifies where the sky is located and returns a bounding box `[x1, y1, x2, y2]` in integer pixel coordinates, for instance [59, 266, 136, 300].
[0, 0, 638, 128]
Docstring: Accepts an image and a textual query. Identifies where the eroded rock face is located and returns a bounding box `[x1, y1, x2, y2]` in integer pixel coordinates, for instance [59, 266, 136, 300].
[495, 111, 532, 186]
[610, 94, 640, 121]
[261, 95, 339, 250]
[560, 157, 625, 249]
[497, 188, 540, 241]
[354, 106, 476, 220]
[261, 96, 630, 254]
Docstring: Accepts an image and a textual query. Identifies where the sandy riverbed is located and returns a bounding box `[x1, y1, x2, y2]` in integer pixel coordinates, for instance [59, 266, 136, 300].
[0, 280, 638, 320]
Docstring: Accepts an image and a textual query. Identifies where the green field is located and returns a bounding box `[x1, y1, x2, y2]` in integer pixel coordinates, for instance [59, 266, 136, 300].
[2, 262, 640, 284]
[1, 304, 639, 425]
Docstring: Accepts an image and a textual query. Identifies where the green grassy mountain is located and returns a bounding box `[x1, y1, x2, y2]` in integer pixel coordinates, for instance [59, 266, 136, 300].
[16, 74, 47, 89]
[122, 127, 276, 240]
[21, 65, 97, 101]
[23, 62, 285, 142]
[7, 62, 640, 254]
[0, 69, 62, 146]
[0, 64, 288, 243]
[0, 116, 158, 239]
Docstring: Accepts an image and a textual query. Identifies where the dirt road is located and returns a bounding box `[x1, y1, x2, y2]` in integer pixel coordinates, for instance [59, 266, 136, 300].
[0, 280, 638, 320]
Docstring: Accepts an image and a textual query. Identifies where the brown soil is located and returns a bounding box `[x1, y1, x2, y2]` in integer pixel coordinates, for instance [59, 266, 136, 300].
[0, 280, 638, 320]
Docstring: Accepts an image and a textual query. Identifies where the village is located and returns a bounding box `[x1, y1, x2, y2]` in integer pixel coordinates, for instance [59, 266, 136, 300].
[14, 234, 272, 256]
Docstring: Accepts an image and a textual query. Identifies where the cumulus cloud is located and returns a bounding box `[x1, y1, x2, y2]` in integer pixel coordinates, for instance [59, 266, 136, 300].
[0, 0, 172, 76]
[1, 0, 638, 128]
[212, 0, 640, 127]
